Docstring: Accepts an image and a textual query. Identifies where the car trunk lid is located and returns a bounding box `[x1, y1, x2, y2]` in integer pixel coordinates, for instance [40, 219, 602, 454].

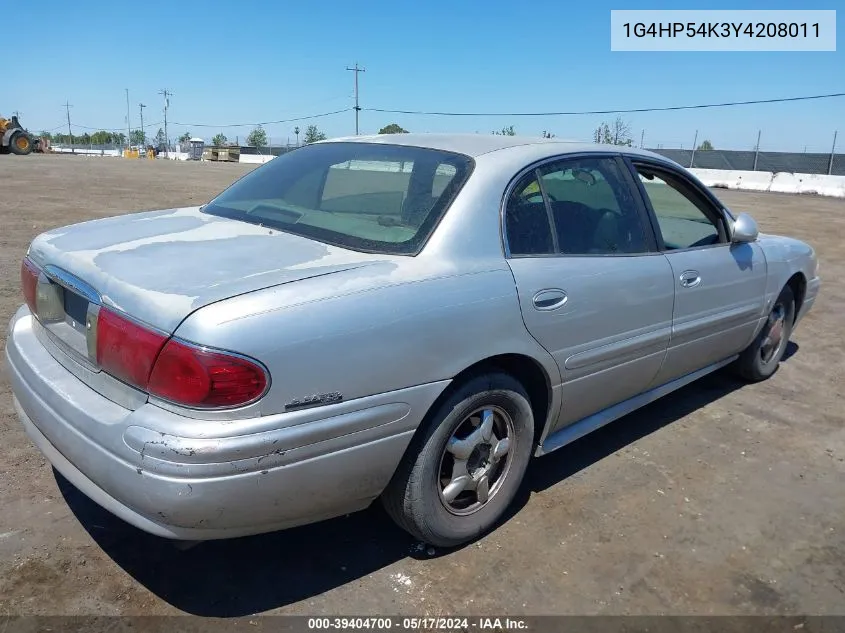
[24, 206, 383, 403]
[27, 206, 380, 334]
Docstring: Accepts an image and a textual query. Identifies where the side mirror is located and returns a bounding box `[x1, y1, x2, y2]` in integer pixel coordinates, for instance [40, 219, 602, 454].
[731, 212, 759, 243]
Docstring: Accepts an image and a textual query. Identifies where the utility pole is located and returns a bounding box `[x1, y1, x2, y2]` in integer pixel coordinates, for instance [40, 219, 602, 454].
[159, 89, 173, 156]
[63, 101, 73, 154]
[828, 130, 838, 175]
[640, 129, 645, 149]
[346, 63, 365, 135]
[753, 130, 761, 171]
[125, 88, 131, 150]
[139, 103, 147, 150]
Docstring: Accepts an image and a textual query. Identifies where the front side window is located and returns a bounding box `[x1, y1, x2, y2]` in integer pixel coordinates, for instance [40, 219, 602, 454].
[204, 143, 472, 254]
[634, 165, 724, 250]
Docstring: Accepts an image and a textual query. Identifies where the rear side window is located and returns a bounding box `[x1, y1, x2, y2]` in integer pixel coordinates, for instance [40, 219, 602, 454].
[204, 143, 473, 255]
[505, 174, 555, 256]
[505, 156, 648, 256]
[540, 158, 647, 255]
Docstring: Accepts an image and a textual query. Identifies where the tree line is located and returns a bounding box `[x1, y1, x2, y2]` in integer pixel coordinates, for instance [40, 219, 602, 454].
[40, 130, 129, 146]
[38, 120, 715, 151]
[591, 117, 714, 150]
[40, 128, 171, 147]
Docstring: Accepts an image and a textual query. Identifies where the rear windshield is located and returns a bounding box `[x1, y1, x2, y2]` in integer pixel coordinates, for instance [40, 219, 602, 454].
[203, 142, 474, 255]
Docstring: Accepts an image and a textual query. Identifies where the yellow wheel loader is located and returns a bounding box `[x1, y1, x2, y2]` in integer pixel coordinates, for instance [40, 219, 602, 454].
[0, 115, 35, 155]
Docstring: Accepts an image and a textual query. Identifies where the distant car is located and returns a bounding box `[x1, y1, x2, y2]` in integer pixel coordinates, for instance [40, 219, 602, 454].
[6, 134, 820, 547]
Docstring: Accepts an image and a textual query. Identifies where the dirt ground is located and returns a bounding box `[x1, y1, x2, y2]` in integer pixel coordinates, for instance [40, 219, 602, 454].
[0, 154, 842, 617]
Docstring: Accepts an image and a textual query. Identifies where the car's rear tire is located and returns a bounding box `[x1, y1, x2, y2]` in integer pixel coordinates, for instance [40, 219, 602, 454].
[382, 372, 534, 548]
[735, 284, 795, 382]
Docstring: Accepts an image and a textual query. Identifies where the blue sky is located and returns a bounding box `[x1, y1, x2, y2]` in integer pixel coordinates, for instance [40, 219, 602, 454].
[8, 0, 843, 151]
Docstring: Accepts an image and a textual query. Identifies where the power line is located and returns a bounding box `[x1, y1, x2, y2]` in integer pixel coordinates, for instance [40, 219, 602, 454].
[41, 123, 69, 132]
[71, 120, 163, 131]
[346, 63, 366, 135]
[169, 108, 352, 128]
[363, 91, 845, 117]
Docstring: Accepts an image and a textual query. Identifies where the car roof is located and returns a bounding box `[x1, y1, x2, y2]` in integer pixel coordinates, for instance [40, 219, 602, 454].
[323, 132, 672, 163]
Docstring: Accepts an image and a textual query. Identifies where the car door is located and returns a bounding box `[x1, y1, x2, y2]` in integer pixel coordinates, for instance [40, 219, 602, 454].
[504, 154, 675, 433]
[628, 160, 768, 386]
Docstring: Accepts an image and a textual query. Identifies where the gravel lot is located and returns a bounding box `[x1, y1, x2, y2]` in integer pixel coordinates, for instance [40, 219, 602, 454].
[0, 154, 842, 617]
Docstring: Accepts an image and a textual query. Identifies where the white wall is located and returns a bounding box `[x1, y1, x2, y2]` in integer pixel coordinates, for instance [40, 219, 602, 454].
[50, 147, 121, 157]
[160, 151, 191, 161]
[239, 154, 275, 164]
[690, 168, 845, 198]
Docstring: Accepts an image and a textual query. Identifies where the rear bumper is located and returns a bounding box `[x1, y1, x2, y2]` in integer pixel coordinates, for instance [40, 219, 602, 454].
[6, 307, 448, 540]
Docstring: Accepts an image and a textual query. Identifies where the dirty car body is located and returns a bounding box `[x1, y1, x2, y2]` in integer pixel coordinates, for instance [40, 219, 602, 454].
[6, 135, 820, 544]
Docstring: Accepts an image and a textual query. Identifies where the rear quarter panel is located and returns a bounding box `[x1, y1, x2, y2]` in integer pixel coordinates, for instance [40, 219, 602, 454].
[173, 256, 561, 421]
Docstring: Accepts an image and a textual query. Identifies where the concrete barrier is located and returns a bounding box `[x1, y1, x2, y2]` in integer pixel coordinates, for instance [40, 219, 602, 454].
[239, 154, 275, 164]
[770, 172, 845, 197]
[690, 168, 845, 198]
[51, 147, 121, 157]
[159, 152, 191, 161]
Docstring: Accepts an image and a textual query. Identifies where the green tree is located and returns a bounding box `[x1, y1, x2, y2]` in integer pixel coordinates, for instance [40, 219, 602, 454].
[247, 125, 268, 147]
[378, 123, 408, 134]
[154, 128, 166, 147]
[697, 139, 714, 151]
[39, 131, 53, 141]
[88, 130, 113, 145]
[492, 125, 516, 136]
[593, 117, 633, 146]
[212, 133, 228, 146]
[303, 124, 327, 144]
[130, 129, 145, 146]
[178, 131, 192, 144]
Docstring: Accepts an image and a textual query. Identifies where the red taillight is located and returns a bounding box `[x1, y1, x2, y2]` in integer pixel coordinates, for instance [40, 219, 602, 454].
[21, 257, 39, 314]
[96, 308, 167, 389]
[96, 306, 268, 408]
[148, 339, 268, 408]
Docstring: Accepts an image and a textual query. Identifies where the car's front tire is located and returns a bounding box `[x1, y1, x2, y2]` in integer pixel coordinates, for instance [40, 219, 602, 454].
[735, 284, 795, 382]
[382, 372, 534, 548]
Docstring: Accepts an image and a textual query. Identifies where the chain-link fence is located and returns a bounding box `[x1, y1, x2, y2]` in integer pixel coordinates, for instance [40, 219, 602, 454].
[647, 148, 843, 176]
[42, 127, 843, 176]
[240, 144, 299, 157]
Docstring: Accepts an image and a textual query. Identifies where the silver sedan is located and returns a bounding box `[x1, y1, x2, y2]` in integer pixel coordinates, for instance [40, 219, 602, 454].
[6, 134, 820, 547]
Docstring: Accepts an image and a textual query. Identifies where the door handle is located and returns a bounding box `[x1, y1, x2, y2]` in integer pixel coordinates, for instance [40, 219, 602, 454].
[679, 270, 701, 288]
[532, 289, 568, 311]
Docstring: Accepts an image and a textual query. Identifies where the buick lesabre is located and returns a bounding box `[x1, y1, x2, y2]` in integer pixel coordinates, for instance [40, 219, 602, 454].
[6, 134, 820, 546]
